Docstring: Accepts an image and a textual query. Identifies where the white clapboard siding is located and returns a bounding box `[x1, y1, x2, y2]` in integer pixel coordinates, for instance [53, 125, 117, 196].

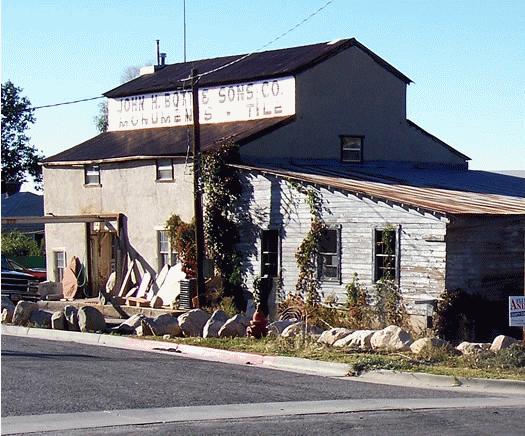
[237, 172, 449, 312]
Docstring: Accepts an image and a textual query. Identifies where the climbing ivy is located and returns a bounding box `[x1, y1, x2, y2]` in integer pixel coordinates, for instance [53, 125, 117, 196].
[289, 182, 326, 306]
[165, 214, 196, 278]
[201, 142, 245, 309]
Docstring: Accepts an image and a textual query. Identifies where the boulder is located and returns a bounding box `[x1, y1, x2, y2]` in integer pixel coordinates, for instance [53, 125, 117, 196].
[12, 301, 38, 326]
[78, 306, 106, 333]
[178, 309, 210, 337]
[490, 335, 520, 352]
[38, 281, 62, 298]
[1, 296, 15, 311]
[51, 311, 67, 330]
[317, 328, 354, 346]
[456, 341, 491, 355]
[267, 319, 296, 336]
[113, 314, 147, 334]
[2, 308, 14, 324]
[333, 330, 377, 349]
[218, 314, 250, 338]
[1, 297, 15, 323]
[29, 310, 52, 328]
[135, 320, 154, 337]
[203, 310, 229, 338]
[410, 337, 450, 354]
[63, 305, 80, 331]
[281, 321, 324, 338]
[149, 314, 182, 336]
[371, 325, 413, 351]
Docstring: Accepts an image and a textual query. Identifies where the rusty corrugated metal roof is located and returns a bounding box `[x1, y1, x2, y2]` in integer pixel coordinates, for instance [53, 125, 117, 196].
[104, 38, 412, 99]
[232, 163, 525, 216]
[44, 117, 293, 164]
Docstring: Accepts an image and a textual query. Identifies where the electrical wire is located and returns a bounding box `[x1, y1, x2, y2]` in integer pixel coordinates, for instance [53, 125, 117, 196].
[180, 0, 336, 82]
[31, 95, 104, 111]
[26, 0, 336, 112]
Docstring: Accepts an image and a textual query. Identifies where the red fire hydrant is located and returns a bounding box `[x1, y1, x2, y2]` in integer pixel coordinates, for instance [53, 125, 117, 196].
[246, 304, 268, 339]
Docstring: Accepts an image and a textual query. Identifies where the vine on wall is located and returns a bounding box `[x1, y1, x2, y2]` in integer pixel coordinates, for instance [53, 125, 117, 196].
[165, 214, 196, 278]
[201, 142, 245, 309]
[289, 182, 326, 306]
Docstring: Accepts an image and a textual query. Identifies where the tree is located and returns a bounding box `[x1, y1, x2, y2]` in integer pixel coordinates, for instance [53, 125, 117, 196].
[1, 81, 44, 192]
[1, 232, 41, 257]
[94, 65, 142, 133]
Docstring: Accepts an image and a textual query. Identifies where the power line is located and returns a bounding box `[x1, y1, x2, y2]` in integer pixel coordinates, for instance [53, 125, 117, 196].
[32, 95, 104, 111]
[28, 0, 336, 110]
[186, 0, 336, 81]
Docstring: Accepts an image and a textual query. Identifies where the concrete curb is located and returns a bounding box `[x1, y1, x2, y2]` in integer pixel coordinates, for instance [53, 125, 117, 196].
[357, 369, 525, 395]
[3, 325, 524, 394]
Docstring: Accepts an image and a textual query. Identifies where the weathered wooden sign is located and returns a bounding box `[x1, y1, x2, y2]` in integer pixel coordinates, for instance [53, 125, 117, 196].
[107, 76, 295, 131]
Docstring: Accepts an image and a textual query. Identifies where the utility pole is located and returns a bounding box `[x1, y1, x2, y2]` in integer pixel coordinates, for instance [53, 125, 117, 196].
[191, 68, 205, 305]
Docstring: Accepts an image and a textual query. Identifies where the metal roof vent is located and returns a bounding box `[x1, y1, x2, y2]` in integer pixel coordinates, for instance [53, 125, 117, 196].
[160, 52, 167, 66]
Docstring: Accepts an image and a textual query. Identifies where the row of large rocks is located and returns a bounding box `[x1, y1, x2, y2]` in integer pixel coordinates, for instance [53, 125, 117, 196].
[50, 305, 106, 333]
[318, 324, 521, 355]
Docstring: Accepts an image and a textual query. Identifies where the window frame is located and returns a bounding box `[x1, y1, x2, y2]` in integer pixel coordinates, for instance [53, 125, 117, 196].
[156, 158, 175, 182]
[372, 225, 401, 285]
[260, 228, 280, 278]
[157, 230, 177, 270]
[84, 164, 101, 186]
[54, 250, 66, 282]
[317, 225, 341, 283]
[340, 135, 364, 163]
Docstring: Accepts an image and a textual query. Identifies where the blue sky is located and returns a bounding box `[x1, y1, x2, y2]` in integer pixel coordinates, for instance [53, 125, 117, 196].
[2, 0, 524, 191]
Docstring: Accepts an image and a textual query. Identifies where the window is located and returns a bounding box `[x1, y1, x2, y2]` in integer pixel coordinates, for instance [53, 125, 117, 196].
[261, 229, 279, 277]
[318, 227, 340, 282]
[54, 251, 66, 282]
[156, 159, 174, 181]
[374, 228, 398, 282]
[84, 164, 100, 185]
[340, 135, 363, 163]
[158, 230, 177, 270]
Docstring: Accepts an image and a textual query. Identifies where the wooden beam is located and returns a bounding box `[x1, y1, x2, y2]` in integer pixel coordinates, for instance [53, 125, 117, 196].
[2, 214, 121, 225]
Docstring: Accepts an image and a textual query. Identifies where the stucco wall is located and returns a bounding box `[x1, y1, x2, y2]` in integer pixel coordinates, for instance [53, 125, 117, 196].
[43, 160, 194, 280]
[237, 172, 448, 317]
[240, 46, 466, 166]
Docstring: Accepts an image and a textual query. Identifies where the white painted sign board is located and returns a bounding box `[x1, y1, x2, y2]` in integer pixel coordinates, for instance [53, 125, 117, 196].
[107, 76, 295, 131]
[509, 296, 525, 327]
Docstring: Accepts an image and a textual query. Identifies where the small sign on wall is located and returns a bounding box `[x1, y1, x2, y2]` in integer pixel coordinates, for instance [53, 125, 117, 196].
[509, 296, 525, 327]
[108, 76, 295, 131]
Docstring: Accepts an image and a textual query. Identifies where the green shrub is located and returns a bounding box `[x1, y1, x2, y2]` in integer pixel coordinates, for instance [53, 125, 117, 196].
[1, 231, 40, 257]
[345, 273, 374, 329]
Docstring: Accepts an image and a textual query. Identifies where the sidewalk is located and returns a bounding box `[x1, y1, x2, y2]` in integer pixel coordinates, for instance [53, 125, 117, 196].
[3, 325, 525, 395]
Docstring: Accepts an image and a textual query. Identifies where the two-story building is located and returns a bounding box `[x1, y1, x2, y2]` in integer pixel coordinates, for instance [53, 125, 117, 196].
[43, 38, 525, 335]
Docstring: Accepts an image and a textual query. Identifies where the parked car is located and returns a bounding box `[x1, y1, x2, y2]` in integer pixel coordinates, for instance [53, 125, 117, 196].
[1, 257, 47, 281]
[1, 260, 40, 303]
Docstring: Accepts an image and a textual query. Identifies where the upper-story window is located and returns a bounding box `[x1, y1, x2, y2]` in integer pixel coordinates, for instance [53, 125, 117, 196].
[340, 135, 363, 163]
[156, 159, 174, 181]
[84, 164, 101, 185]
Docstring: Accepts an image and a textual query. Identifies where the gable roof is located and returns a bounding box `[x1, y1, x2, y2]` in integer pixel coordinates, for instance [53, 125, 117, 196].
[44, 117, 293, 164]
[232, 162, 525, 216]
[104, 38, 412, 99]
[1, 192, 44, 234]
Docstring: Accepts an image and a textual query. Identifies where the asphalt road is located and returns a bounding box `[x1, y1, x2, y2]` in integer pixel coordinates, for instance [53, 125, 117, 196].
[2, 335, 523, 435]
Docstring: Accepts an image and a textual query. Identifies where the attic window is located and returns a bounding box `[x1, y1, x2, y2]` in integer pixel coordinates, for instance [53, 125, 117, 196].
[84, 164, 100, 185]
[340, 136, 363, 163]
[156, 159, 174, 181]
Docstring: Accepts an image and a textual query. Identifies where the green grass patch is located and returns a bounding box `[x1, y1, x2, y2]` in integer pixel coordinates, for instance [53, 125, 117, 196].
[138, 335, 525, 381]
